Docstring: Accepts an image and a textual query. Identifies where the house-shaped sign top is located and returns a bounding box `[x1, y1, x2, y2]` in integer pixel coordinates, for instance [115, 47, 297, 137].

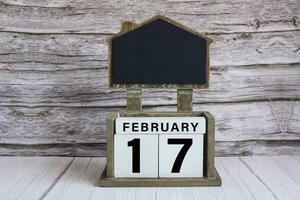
[109, 15, 212, 89]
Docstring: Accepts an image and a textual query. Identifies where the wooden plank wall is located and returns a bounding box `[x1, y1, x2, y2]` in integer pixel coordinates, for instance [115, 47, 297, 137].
[0, 0, 299, 156]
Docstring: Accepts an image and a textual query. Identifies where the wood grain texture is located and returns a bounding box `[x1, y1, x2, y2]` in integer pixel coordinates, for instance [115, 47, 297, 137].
[0, 156, 298, 199]
[40, 156, 299, 199]
[0, 0, 299, 156]
[1, 31, 299, 69]
[0, 64, 299, 107]
[0, 101, 299, 144]
[0, 0, 299, 34]
[44, 157, 106, 200]
[0, 157, 72, 199]
[0, 100, 299, 156]
[241, 156, 300, 199]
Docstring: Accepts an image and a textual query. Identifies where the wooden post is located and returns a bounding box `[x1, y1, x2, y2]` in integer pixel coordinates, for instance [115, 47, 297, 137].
[177, 89, 193, 112]
[127, 89, 142, 111]
[121, 21, 136, 32]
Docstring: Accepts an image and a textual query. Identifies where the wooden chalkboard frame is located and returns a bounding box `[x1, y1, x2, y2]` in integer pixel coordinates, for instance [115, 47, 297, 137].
[108, 15, 213, 89]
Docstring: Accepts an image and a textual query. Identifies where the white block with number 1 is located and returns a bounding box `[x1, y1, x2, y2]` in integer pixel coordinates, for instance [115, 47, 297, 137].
[114, 134, 158, 178]
[159, 134, 204, 177]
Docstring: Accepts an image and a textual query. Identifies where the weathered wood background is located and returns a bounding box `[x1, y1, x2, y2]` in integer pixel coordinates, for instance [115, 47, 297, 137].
[0, 0, 299, 156]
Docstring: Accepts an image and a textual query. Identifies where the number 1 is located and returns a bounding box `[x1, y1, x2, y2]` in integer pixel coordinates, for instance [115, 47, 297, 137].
[168, 138, 193, 173]
[128, 138, 140, 173]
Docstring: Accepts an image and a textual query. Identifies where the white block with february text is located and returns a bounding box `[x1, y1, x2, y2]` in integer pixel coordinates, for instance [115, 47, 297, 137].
[115, 117, 206, 134]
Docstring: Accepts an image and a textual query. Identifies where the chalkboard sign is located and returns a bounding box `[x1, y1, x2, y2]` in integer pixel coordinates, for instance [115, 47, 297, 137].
[109, 15, 212, 88]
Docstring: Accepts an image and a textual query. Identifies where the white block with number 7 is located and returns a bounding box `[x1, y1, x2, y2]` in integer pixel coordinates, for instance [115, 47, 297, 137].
[159, 134, 204, 177]
[114, 134, 158, 178]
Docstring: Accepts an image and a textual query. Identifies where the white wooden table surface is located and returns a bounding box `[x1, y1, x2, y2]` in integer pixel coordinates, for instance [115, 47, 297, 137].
[0, 156, 299, 200]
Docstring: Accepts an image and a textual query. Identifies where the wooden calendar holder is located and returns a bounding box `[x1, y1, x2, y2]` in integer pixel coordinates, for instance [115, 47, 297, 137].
[98, 89, 221, 187]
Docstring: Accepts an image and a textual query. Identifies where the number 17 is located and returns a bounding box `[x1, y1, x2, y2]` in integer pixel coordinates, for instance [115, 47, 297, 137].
[127, 138, 193, 174]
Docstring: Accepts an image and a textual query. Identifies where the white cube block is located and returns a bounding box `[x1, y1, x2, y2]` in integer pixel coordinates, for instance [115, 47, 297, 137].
[159, 134, 204, 177]
[114, 134, 158, 178]
[115, 117, 206, 134]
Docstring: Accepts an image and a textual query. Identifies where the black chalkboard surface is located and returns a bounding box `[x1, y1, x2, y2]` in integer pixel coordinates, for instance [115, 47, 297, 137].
[109, 16, 211, 88]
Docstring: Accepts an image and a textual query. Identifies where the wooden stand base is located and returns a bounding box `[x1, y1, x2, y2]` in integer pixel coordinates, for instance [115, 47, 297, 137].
[98, 167, 222, 187]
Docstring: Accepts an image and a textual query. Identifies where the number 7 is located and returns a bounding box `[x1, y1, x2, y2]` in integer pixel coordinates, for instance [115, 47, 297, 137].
[168, 138, 193, 173]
